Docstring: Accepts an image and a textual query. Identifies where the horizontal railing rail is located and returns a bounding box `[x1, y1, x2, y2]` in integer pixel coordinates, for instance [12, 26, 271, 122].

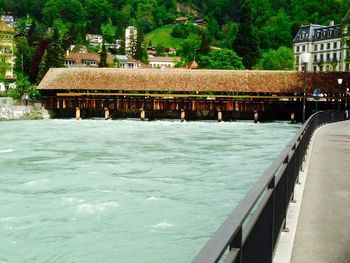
[193, 110, 345, 263]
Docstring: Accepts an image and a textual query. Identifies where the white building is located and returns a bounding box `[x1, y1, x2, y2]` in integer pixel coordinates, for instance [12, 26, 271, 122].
[125, 26, 137, 56]
[293, 9, 350, 72]
[148, 57, 180, 68]
[293, 22, 343, 72]
[86, 34, 103, 47]
[0, 15, 15, 27]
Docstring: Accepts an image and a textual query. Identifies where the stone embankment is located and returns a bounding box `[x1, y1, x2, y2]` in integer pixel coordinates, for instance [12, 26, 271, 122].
[0, 97, 50, 120]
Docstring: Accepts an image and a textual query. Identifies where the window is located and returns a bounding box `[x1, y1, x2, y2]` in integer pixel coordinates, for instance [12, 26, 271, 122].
[334, 42, 337, 49]
[297, 46, 300, 52]
[314, 45, 317, 51]
[327, 53, 330, 61]
[333, 53, 337, 61]
[327, 43, 330, 49]
[296, 56, 299, 63]
[313, 66, 317, 72]
[320, 54, 324, 61]
[321, 44, 324, 50]
[302, 45, 305, 51]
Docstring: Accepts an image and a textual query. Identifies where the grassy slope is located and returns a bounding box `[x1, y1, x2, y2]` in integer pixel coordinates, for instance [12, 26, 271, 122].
[145, 24, 184, 49]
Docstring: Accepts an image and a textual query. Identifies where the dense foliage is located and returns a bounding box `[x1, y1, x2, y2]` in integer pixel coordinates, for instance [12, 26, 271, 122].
[0, 0, 348, 83]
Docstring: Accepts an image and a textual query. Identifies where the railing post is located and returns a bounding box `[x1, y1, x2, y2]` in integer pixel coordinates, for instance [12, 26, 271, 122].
[230, 227, 243, 263]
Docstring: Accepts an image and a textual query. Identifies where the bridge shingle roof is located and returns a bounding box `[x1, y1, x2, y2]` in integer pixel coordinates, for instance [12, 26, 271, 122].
[37, 68, 348, 94]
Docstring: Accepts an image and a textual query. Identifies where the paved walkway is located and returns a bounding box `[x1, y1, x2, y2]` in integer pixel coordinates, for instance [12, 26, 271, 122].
[291, 120, 350, 263]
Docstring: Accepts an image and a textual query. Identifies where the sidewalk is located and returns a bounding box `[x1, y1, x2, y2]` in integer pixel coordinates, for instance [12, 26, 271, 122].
[291, 121, 350, 263]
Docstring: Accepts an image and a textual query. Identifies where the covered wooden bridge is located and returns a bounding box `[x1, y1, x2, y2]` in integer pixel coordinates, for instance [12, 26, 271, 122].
[38, 68, 350, 121]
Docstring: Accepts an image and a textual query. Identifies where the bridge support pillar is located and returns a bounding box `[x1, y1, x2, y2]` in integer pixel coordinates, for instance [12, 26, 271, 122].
[104, 107, 110, 120]
[218, 111, 222, 122]
[254, 110, 259, 123]
[75, 107, 81, 120]
[291, 112, 296, 124]
[180, 109, 185, 122]
[140, 108, 145, 121]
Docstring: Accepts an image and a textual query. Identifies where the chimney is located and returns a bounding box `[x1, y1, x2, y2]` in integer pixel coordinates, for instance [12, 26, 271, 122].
[329, 20, 334, 26]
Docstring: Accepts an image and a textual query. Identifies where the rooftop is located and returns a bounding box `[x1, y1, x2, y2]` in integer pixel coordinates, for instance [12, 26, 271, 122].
[293, 23, 341, 43]
[38, 68, 349, 93]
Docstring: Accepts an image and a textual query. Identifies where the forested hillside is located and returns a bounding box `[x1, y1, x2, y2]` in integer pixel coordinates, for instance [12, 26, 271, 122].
[0, 0, 349, 86]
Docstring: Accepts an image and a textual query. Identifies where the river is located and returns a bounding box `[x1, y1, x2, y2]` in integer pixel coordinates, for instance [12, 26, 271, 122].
[0, 119, 300, 262]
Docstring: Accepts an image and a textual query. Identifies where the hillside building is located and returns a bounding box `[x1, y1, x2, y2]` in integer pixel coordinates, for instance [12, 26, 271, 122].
[293, 10, 350, 72]
[148, 57, 180, 68]
[86, 34, 103, 47]
[125, 26, 137, 56]
[0, 21, 15, 79]
[64, 50, 115, 68]
[0, 15, 15, 27]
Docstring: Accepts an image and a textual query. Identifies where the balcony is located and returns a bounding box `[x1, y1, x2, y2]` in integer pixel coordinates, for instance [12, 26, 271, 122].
[313, 58, 339, 64]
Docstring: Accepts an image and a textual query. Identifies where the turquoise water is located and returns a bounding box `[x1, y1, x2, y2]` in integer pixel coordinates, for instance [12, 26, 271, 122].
[0, 120, 300, 263]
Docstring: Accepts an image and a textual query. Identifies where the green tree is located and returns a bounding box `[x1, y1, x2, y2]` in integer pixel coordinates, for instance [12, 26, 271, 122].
[199, 30, 210, 55]
[101, 18, 116, 44]
[198, 48, 245, 70]
[8, 72, 39, 101]
[134, 26, 148, 63]
[42, 0, 85, 25]
[156, 42, 165, 56]
[259, 10, 292, 50]
[99, 42, 108, 67]
[179, 33, 201, 62]
[233, 0, 260, 69]
[36, 28, 64, 82]
[36, 51, 48, 83]
[254, 46, 294, 70]
[216, 22, 239, 49]
[206, 16, 219, 41]
[15, 36, 36, 76]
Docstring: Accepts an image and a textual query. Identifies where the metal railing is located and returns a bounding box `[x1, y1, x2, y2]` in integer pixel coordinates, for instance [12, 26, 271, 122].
[193, 111, 345, 263]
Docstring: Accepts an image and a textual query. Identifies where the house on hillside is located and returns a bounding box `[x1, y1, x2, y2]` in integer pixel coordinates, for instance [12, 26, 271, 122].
[149, 57, 180, 68]
[175, 17, 189, 24]
[194, 18, 206, 26]
[293, 9, 350, 72]
[147, 47, 177, 57]
[105, 40, 122, 53]
[65, 51, 115, 68]
[116, 55, 145, 69]
[0, 15, 15, 27]
[86, 34, 103, 47]
[0, 21, 15, 79]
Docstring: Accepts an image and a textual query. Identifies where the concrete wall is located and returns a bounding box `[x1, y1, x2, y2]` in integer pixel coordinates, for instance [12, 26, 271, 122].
[0, 97, 34, 119]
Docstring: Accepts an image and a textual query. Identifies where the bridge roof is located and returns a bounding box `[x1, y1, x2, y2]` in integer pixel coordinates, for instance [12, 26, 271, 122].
[38, 68, 348, 93]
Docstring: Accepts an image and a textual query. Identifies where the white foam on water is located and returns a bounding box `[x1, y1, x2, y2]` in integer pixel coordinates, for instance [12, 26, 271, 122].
[0, 217, 16, 222]
[151, 221, 174, 231]
[147, 196, 163, 201]
[61, 197, 77, 205]
[0, 148, 14, 153]
[77, 201, 119, 214]
[24, 179, 49, 187]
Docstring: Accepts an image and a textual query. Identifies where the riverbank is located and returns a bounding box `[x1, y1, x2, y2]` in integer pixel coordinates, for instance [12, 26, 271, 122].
[0, 97, 50, 121]
[0, 108, 50, 121]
